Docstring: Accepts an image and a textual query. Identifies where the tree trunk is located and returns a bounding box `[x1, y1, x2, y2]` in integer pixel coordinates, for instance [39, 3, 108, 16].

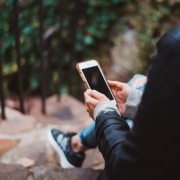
[14, 0, 25, 114]
[47, 37, 52, 97]
[0, 42, 6, 120]
[38, 0, 46, 114]
[68, 1, 81, 95]
[57, 0, 64, 101]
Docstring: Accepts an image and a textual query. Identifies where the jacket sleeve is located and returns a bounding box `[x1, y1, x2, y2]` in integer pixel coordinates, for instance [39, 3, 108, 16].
[95, 32, 180, 180]
[123, 88, 143, 119]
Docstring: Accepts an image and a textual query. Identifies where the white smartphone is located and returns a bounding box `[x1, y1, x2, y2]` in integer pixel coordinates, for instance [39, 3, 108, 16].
[76, 60, 116, 104]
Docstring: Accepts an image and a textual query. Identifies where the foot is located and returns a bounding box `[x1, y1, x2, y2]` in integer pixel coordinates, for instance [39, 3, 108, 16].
[48, 128, 85, 168]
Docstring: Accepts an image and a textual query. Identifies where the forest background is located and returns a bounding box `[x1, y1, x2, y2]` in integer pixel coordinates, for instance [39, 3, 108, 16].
[1, 0, 180, 101]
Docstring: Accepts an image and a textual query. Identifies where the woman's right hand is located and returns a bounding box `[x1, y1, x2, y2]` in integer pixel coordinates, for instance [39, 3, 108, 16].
[108, 80, 131, 115]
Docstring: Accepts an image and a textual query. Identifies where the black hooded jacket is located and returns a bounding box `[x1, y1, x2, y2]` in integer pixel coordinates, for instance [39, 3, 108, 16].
[95, 26, 180, 180]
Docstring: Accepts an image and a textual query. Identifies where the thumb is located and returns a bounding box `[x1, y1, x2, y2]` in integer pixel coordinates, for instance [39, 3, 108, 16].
[86, 89, 105, 101]
[108, 80, 124, 90]
[84, 91, 98, 103]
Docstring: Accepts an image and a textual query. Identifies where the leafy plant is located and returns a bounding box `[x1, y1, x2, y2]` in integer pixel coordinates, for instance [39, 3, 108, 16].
[0, 0, 180, 97]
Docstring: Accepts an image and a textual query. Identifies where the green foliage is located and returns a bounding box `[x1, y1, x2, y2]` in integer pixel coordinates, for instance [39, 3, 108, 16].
[0, 0, 180, 96]
[132, 0, 180, 73]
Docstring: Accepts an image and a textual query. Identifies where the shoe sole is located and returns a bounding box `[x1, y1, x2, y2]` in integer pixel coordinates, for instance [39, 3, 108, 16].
[47, 128, 75, 168]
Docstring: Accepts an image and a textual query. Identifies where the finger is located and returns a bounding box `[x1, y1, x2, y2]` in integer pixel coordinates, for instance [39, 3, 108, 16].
[107, 80, 124, 90]
[84, 91, 98, 104]
[117, 104, 122, 115]
[112, 89, 120, 102]
[117, 104, 124, 115]
[112, 89, 117, 97]
[86, 89, 105, 101]
[86, 106, 89, 112]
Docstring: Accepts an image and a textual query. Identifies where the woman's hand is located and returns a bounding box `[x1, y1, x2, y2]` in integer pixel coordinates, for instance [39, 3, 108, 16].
[84, 90, 110, 119]
[108, 80, 131, 115]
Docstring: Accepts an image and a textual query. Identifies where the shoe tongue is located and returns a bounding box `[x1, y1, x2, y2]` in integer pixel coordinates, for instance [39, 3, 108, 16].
[57, 134, 68, 151]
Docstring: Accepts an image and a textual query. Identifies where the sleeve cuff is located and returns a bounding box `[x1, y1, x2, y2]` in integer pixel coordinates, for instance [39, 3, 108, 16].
[93, 101, 120, 121]
[124, 88, 143, 119]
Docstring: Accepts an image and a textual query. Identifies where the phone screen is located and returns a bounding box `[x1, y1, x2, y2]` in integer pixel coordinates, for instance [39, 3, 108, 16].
[82, 66, 113, 100]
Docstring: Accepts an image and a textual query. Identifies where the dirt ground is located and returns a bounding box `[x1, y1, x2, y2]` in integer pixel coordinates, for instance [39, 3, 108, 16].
[0, 94, 104, 180]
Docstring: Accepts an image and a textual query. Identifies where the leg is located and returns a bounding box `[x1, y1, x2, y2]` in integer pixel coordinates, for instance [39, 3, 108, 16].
[71, 122, 96, 152]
